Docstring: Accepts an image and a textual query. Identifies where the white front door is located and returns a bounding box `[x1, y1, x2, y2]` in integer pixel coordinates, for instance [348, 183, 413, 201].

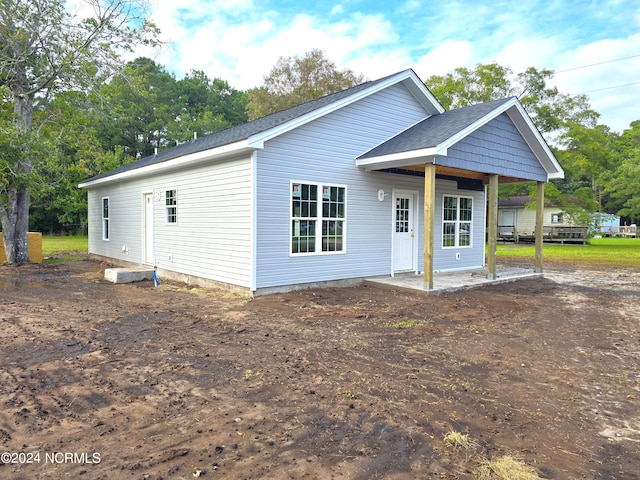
[144, 193, 154, 265]
[393, 192, 416, 272]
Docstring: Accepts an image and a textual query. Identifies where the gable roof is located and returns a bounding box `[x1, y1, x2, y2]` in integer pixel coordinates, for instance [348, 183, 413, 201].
[356, 97, 564, 180]
[358, 97, 512, 159]
[79, 69, 443, 187]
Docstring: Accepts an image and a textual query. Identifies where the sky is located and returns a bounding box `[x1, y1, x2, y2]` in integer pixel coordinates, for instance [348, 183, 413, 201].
[140, 0, 639, 133]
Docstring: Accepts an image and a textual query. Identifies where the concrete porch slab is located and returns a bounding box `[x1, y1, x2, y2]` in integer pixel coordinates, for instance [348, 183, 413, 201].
[104, 267, 154, 284]
[364, 265, 542, 294]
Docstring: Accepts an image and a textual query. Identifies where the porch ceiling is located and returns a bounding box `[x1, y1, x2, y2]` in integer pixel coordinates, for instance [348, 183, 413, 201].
[380, 164, 533, 184]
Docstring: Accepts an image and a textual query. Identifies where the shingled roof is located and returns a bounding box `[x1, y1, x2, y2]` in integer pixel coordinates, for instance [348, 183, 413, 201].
[80, 72, 400, 185]
[357, 97, 513, 159]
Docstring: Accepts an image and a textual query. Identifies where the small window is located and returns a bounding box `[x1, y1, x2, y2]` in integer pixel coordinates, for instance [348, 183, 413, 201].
[551, 213, 562, 224]
[291, 182, 345, 254]
[102, 197, 110, 241]
[165, 189, 177, 224]
[442, 195, 472, 248]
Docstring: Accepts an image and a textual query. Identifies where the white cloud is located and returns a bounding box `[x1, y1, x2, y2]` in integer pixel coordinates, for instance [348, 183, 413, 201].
[549, 34, 640, 132]
[132, 0, 638, 130]
[414, 41, 475, 77]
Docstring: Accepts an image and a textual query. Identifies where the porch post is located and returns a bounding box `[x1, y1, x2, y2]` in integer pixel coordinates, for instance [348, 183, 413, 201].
[487, 174, 499, 280]
[535, 181, 545, 273]
[423, 163, 436, 290]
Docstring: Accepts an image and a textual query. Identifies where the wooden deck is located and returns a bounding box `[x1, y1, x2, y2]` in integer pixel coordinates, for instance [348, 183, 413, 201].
[600, 225, 637, 238]
[498, 225, 588, 244]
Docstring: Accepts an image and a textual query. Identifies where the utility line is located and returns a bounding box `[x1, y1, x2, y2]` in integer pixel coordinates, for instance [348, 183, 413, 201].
[576, 81, 640, 94]
[555, 54, 640, 73]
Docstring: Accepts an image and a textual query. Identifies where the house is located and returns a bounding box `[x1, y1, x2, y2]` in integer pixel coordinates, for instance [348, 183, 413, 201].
[497, 197, 628, 243]
[498, 195, 570, 240]
[79, 69, 564, 296]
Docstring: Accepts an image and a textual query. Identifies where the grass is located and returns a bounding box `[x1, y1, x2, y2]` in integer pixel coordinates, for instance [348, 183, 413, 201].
[475, 456, 543, 480]
[496, 237, 640, 268]
[39, 234, 639, 268]
[42, 234, 88, 262]
[443, 432, 543, 479]
[383, 318, 428, 329]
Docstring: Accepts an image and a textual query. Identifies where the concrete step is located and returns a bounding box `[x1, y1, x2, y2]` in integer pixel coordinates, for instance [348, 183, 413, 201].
[105, 268, 154, 284]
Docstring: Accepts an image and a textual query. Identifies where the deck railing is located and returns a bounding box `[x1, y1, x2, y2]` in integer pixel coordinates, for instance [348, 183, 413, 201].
[600, 225, 637, 237]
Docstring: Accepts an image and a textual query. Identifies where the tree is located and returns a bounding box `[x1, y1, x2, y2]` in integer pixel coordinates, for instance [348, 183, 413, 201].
[169, 71, 248, 142]
[425, 63, 599, 139]
[0, 0, 158, 264]
[603, 121, 640, 223]
[247, 49, 365, 120]
[96, 58, 177, 159]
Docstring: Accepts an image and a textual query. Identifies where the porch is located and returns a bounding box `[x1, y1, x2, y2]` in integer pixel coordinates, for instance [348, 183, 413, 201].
[365, 264, 541, 294]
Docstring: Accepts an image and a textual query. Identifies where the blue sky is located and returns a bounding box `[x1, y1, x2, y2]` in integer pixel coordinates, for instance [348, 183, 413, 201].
[141, 0, 639, 132]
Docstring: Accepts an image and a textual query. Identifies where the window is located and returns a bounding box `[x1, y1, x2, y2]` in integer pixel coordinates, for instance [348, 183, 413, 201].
[165, 189, 177, 224]
[291, 182, 345, 254]
[102, 197, 110, 241]
[442, 195, 472, 248]
[551, 213, 562, 224]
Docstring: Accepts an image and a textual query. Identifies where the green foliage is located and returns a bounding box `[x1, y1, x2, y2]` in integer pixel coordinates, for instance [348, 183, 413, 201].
[603, 120, 640, 222]
[247, 49, 365, 120]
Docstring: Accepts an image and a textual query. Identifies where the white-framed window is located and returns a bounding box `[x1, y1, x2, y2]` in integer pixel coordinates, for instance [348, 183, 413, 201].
[442, 195, 472, 248]
[291, 182, 346, 255]
[102, 197, 110, 241]
[165, 189, 177, 224]
[551, 213, 563, 224]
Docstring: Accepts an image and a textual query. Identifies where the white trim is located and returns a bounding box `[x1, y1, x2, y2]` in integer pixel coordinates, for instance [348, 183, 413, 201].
[101, 197, 110, 241]
[250, 151, 258, 292]
[141, 190, 154, 265]
[441, 194, 474, 249]
[354, 97, 564, 181]
[289, 180, 348, 256]
[249, 70, 444, 148]
[505, 102, 564, 179]
[164, 187, 178, 225]
[357, 149, 439, 171]
[78, 140, 255, 188]
[391, 189, 419, 274]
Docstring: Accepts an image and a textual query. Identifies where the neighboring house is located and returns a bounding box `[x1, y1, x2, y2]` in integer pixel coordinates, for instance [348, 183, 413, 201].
[498, 196, 569, 238]
[79, 69, 563, 296]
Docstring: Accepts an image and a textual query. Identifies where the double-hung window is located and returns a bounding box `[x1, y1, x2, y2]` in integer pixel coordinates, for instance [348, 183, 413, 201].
[102, 197, 110, 241]
[291, 182, 346, 254]
[442, 195, 472, 248]
[165, 189, 177, 224]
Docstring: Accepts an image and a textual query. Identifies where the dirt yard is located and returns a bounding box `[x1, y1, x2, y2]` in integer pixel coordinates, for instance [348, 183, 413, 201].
[0, 259, 639, 480]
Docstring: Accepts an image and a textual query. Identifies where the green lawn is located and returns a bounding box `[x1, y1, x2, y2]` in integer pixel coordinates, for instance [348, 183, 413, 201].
[42, 234, 88, 262]
[40, 235, 640, 268]
[496, 237, 640, 268]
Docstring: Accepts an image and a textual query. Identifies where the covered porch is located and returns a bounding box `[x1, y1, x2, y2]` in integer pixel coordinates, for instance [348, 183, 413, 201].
[356, 97, 564, 292]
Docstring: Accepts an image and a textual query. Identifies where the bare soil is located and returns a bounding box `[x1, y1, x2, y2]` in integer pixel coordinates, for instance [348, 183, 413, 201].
[0, 259, 639, 480]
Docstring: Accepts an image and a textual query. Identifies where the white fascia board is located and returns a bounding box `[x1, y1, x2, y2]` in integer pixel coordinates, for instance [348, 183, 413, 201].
[78, 140, 255, 188]
[435, 98, 564, 181]
[505, 103, 565, 179]
[439, 98, 518, 152]
[356, 147, 441, 171]
[247, 70, 444, 148]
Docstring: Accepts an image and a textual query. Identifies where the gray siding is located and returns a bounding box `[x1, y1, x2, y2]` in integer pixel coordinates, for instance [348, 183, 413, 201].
[254, 84, 486, 289]
[432, 179, 486, 272]
[442, 113, 548, 181]
[87, 155, 254, 288]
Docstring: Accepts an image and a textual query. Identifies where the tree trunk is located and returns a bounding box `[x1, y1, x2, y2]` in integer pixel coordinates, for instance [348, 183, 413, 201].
[0, 186, 30, 264]
[1, 92, 34, 265]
